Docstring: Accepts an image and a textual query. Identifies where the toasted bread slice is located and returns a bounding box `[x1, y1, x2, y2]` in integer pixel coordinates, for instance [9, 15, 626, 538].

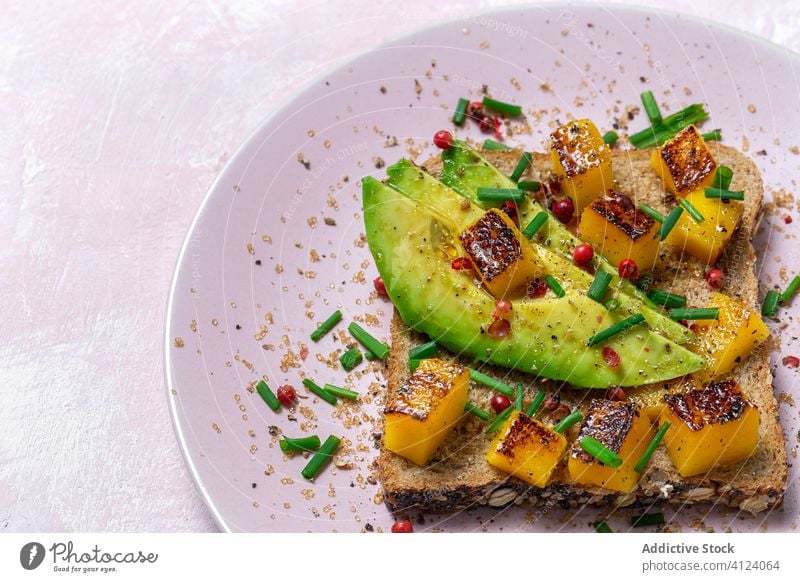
[378, 145, 787, 514]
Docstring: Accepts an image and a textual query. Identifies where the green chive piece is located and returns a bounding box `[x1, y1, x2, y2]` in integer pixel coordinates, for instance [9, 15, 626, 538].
[510, 152, 532, 182]
[668, 307, 719, 321]
[482, 96, 522, 117]
[701, 129, 721, 142]
[526, 390, 546, 417]
[679, 198, 704, 223]
[465, 402, 491, 421]
[476, 187, 526, 203]
[486, 405, 515, 434]
[364, 350, 377, 361]
[408, 340, 438, 360]
[522, 211, 548, 238]
[704, 187, 744, 201]
[409, 359, 421, 373]
[482, 138, 513, 150]
[640, 91, 663, 125]
[280, 435, 321, 454]
[544, 274, 565, 298]
[593, 520, 613, 533]
[452, 97, 469, 126]
[348, 322, 389, 360]
[468, 368, 514, 397]
[648, 289, 687, 309]
[712, 166, 733, 190]
[602, 130, 619, 147]
[658, 206, 684, 240]
[301, 435, 341, 481]
[255, 380, 281, 411]
[339, 347, 363, 371]
[587, 314, 645, 347]
[632, 512, 666, 528]
[780, 275, 800, 304]
[629, 103, 709, 149]
[634, 421, 671, 473]
[323, 384, 359, 401]
[604, 297, 621, 312]
[302, 378, 338, 406]
[515, 383, 523, 411]
[639, 204, 665, 223]
[553, 410, 583, 433]
[579, 436, 623, 467]
[310, 310, 343, 342]
[518, 180, 541, 192]
[587, 270, 613, 303]
[762, 289, 780, 317]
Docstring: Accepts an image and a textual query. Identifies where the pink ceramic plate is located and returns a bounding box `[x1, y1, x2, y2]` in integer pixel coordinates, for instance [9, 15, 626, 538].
[166, 4, 800, 532]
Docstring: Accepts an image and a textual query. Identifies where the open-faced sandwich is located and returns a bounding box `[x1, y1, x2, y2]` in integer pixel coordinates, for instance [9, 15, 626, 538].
[362, 94, 789, 516]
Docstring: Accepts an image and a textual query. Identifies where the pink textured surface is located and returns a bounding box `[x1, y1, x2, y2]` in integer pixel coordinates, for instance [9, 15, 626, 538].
[2, 0, 798, 532]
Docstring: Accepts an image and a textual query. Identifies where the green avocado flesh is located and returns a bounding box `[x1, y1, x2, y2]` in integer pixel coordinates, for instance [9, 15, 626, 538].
[363, 176, 705, 388]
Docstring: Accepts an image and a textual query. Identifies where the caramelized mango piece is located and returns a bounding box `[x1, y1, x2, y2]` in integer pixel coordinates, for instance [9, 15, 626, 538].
[459, 209, 543, 297]
[578, 191, 660, 270]
[691, 292, 770, 383]
[550, 119, 612, 212]
[660, 380, 759, 477]
[384, 358, 469, 465]
[568, 399, 653, 493]
[651, 125, 717, 196]
[627, 375, 702, 422]
[665, 189, 743, 265]
[485, 410, 567, 487]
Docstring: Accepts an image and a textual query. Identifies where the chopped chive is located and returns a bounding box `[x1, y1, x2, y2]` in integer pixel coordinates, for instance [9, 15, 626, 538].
[640, 91, 663, 125]
[658, 206, 684, 240]
[704, 187, 744, 201]
[604, 297, 621, 312]
[510, 152, 532, 182]
[255, 380, 281, 411]
[452, 97, 469, 126]
[648, 289, 687, 309]
[515, 383, 524, 411]
[587, 314, 645, 347]
[518, 180, 541, 192]
[679, 198, 704, 223]
[639, 204, 665, 223]
[323, 383, 359, 401]
[486, 405, 515, 434]
[409, 359, 421, 373]
[465, 402, 491, 421]
[301, 435, 341, 481]
[348, 322, 389, 360]
[553, 410, 583, 433]
[408, 340, 438, 360]
[364, 350, 377, 361]
[632, 512, 666, 528]
[522, 211, 548, 238]
[310, 310, 343, 342]
[701, 129, 721, 142]
[476, 187, 526, 203]
[762, 289, 780, 317]
[634, 421, 671, 473]
[302, 378, 338, 406]
[544, 274, 565, 298]
[780, 275, 800, 304]
[339, 346, 363, 371]
[526, 390, 546, 416]
[712, 166, 733, 190]
[468, 368, 515, 397]
[482, 96, 522, 117]
[668, 307, 719, 321]
[602, 130, 619, 147]
[579, 436, 623, 467]
[587, 270, 613, 303]
[482, 138, 513, 150]
[593, 520, 613, 533]
[629, 103, 709, 149]
[280, 435, 321, 454]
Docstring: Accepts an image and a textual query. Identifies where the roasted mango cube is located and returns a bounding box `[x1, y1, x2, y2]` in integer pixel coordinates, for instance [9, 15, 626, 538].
[550, 119, 612, 212]
[485, 410, 568, 487]
[568, 399, 653, 493]
[384, 358, 469, 465]
[578, 191, 660, 270]
[660, 380, 759, 477]
[628, 375, 702, 422]
[651, 125, 717, 196]
[691, 292, 770, 383]
[665, 189, 743, 265]
[459, 209, 543, 297]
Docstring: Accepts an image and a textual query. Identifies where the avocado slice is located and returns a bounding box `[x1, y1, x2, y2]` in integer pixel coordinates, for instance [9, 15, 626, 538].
[363, 177, 705, 388]
[385, 159, 694, 346]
